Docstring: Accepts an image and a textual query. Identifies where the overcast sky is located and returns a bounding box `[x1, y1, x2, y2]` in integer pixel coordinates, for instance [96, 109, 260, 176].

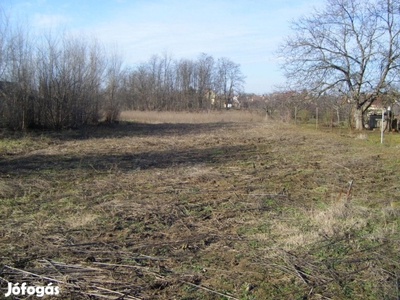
[3, 0, 323, 94]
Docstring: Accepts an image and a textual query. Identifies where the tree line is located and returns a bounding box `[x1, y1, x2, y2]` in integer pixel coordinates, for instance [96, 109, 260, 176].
[280, 0, 400, 130]
[0, 21, 112, 130]
[119, 52, 245, 112]
[0, 11, 245, 130]
[242, 90, 353, 128]
[5, 0, 399, 131]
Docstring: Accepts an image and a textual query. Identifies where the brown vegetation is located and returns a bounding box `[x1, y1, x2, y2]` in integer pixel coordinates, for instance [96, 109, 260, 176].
[120, 110, 266, 124]
[0, 112, 399, 299]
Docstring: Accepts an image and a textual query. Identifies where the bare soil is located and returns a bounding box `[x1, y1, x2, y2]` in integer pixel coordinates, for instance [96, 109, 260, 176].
[0, 113, 399, 299]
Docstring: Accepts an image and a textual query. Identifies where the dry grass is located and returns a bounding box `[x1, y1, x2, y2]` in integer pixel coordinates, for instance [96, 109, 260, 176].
[0, 111, 400, 299]
[120, 109, 266, 123]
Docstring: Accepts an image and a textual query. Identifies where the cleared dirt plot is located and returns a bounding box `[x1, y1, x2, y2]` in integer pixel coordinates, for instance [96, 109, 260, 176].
[1, 111, 400, 299]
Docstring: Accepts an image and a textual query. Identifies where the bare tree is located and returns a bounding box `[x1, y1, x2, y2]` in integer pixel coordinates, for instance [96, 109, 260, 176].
[35, 32, 107, 129]
[196, 53, 214, 110]
[280, 0, 400, 130]
[104, 51, 125, 123]
[215, 57, 245, 108]
[0, 7, 10, 80]
[0, 17, 36, 130]
[84, 39, 107, 124]
[174, 58, 196, 110]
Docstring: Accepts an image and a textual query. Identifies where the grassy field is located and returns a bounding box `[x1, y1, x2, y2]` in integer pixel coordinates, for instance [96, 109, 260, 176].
[119, 110, 267, 123]
[1, 110, 400, 299]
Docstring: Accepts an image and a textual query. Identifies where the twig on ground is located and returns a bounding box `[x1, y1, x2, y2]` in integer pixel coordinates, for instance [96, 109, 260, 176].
[346, 180, 353, 201]
[330, 160, 351, 171]
[2, 265, 78, 287]
[89, 285, 142, 300]
[183, 281, 239, 300]
[92, 262, 164, 279]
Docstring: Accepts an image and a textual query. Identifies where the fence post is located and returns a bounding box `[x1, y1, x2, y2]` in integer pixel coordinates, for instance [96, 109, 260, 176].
[381, 108, 385, 144]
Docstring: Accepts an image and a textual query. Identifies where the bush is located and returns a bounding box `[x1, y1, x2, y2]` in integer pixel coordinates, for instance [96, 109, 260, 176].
[297, 109, 310, 123]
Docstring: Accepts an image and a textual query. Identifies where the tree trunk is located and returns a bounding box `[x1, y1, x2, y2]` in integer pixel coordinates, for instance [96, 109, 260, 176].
[354, 106, 364, 130]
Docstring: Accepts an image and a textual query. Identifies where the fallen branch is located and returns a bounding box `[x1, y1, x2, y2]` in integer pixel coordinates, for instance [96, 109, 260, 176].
[92, 262, 164, 279]
[3, 265, 141, 300]
[83, 292, 139, 300]
[2, 265, 79, 288]
[183, 281, 239, 300]
[43, 259, 64, 276]
[89, 285, 142, 300]
[293, 264, 309, 285]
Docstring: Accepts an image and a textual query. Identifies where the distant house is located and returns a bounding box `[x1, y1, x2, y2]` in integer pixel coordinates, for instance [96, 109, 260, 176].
[232, 95, 240, 108]
[247, 94, 266, 102]
[204, 89, 216, 106]
[239, 94, 267, 109]
[225, 95, 240, 109]
[366, 97, 400, 131]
